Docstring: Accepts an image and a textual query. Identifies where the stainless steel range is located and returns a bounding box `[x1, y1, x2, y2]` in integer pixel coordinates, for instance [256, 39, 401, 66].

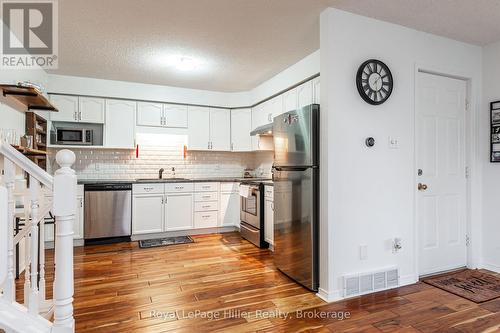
[239, 181, 268, 248]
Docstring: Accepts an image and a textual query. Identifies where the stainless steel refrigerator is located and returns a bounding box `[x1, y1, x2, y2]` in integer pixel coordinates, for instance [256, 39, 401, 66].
[272, 104, 319, 292]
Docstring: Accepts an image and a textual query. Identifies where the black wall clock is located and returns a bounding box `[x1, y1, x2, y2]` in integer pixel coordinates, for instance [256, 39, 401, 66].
[356, 59, 393, 105]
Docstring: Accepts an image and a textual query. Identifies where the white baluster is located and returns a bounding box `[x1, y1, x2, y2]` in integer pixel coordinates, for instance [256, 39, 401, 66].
[52, 150, 76, 333]
[39, 214, 46, 303]
[29, 178, 40, 315]
[23, 195, 31, 307]
[0, 185, 7, 289]
[3, 158, 15, 302]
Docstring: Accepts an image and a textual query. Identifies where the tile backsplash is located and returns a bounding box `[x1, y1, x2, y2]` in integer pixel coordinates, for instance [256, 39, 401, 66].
[47, 133, 273, 180]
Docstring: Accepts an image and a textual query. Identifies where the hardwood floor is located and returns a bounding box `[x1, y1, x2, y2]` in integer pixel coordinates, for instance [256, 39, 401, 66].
[15, 232, 500, 332]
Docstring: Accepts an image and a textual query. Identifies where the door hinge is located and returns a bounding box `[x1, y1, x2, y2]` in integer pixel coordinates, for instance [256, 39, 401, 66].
[466, 235, 470, 247]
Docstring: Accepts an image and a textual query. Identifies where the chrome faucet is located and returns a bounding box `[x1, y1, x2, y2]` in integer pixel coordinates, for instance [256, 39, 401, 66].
[159, 168, 165, 179]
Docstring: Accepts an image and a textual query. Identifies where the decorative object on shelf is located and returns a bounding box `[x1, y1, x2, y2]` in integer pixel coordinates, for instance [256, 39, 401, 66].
[356, 59, 393, 105]
[0, 84, 58, 112]
[365, 137, 376, 147]
[491, 101, 500, 162]
[25, 112, 48, 170]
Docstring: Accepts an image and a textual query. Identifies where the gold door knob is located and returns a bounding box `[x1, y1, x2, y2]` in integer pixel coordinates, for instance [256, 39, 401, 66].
[418, 183, 428, 191]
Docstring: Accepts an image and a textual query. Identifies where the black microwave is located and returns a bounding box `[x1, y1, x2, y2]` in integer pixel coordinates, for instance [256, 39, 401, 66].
[56, 128, 93, 145]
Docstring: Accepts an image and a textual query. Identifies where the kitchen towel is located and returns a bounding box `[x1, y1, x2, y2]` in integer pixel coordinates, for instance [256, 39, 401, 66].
[239, 185, 251, 198]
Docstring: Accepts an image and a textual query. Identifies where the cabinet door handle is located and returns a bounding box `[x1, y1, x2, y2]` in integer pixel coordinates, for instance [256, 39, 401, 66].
[202, 205, 211, 208]
[79, 111, 82, 121]
[231, 143, 234, 151]
[74, 111, 77, 121]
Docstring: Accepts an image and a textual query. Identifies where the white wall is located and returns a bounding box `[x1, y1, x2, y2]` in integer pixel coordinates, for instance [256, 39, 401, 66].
[481, 41, 500, 272]
[319, 8, 482, 301]
[250, 50, 320, 104]
[47, 74, 251, 108]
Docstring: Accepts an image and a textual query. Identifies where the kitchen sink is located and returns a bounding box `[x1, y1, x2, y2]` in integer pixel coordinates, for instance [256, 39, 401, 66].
[135, 178, 189, 182]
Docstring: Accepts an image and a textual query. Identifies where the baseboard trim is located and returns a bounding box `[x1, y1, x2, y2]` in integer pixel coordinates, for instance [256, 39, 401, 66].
[316, 288, 342, 303]
[131, 226, 239, 241]
[481, 262, 500, 273]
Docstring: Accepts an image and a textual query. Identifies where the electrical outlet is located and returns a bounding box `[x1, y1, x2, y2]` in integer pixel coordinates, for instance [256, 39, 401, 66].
[359, 245, 368, 260]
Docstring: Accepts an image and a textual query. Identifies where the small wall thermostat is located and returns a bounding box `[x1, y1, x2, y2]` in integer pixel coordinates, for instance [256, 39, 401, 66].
[365, 137, 375, 147]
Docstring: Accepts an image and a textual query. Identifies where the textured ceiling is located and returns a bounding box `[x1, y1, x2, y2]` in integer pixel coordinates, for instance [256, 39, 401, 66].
[51, 0, 500, 92]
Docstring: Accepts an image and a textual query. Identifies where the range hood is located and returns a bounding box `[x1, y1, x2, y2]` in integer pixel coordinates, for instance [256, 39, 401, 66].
[250, 123, 273, 136]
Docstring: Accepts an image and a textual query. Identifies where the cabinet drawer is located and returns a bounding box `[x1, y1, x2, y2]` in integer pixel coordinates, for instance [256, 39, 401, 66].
[194, 201, 218, 212]
[133, 183, 164, 194]
[164, 183, 194, 193]
[194, 211, 218, 228]
[195, 182, 219, 192]
[220, 182, 239, 193]
[264, 186, 274, 199]
[194, 192, 218, 202]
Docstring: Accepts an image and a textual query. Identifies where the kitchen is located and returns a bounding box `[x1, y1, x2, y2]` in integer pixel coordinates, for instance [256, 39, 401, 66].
[2, 1, 500, 332]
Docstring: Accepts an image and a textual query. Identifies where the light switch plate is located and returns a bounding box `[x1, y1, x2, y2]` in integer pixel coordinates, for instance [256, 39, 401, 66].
[388, 137, 399, 149]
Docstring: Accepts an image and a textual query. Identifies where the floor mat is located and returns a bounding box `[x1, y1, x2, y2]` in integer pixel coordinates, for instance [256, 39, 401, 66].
[423, 269, 500, 303]
[139, 236, 194, 248]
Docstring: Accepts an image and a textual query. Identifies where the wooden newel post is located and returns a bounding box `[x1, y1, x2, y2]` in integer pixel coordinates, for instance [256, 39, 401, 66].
[52, 149, 76, 333]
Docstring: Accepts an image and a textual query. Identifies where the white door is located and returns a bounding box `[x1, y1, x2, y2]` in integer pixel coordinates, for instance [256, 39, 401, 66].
[231, 108, 252, 151]
[209, 108, 231, 151]
[297, 80, 313, 108]
[220, 192, 240, 227]
[106, 99, 136, 149]
[187, 106, 210, 150]
[132, 194, 164, 234]
[137, 102, 163, 127]
[417, 72, 467, 276]
[165, 193, 193, 231]
[264, 198, 274, 245]
[283, 88, 298, 113]
[163, 104, 188, 128]
[49, 95, 79, 122]
[79, 97, 105, 123]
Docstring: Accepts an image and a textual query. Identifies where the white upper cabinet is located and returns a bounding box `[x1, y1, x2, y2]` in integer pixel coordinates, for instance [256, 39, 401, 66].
[136, 102, 163, 127]
[79, 97, 105, 123]
[297, 80, 313, 109]
[163, 104, 188, 128]
[252, 103, 266, 129]
[137, 102, 188, 128]
[312, 76, 320, 104]
[283, 87, 298, 113]
[105, 99, 136, 149]
[209, 108, 231, 151]
[49, 95, 79, 122]
[230, 108, 252, 152]
[188, 106, 231, 151]
[268, 95, 283, 122]
[188, 106, 211, 150]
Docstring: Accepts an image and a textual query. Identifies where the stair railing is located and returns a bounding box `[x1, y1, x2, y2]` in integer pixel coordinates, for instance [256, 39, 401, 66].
[0, 142, 76, 333]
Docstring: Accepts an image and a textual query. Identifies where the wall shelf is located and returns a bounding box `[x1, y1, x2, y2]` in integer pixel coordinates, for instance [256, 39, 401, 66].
[0, 85, 58, 112]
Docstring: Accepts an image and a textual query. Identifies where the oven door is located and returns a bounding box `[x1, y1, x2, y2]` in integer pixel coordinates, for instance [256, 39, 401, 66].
[240, 185, 260, 229]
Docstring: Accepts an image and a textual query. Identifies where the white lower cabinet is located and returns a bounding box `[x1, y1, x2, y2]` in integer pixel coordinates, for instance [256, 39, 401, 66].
[165, 193, 193, 231]
[132, 193, 164, 234]
[264, 186, 274, 246]
[45, 188, 84, 242]
[220, 182, 240, 227]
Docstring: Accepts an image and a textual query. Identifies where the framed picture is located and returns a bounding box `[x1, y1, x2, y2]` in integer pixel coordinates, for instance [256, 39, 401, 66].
[491, 101, 500, 163]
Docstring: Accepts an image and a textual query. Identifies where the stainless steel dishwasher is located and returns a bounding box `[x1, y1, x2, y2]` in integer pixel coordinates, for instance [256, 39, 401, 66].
[84, 183, 132, 243]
